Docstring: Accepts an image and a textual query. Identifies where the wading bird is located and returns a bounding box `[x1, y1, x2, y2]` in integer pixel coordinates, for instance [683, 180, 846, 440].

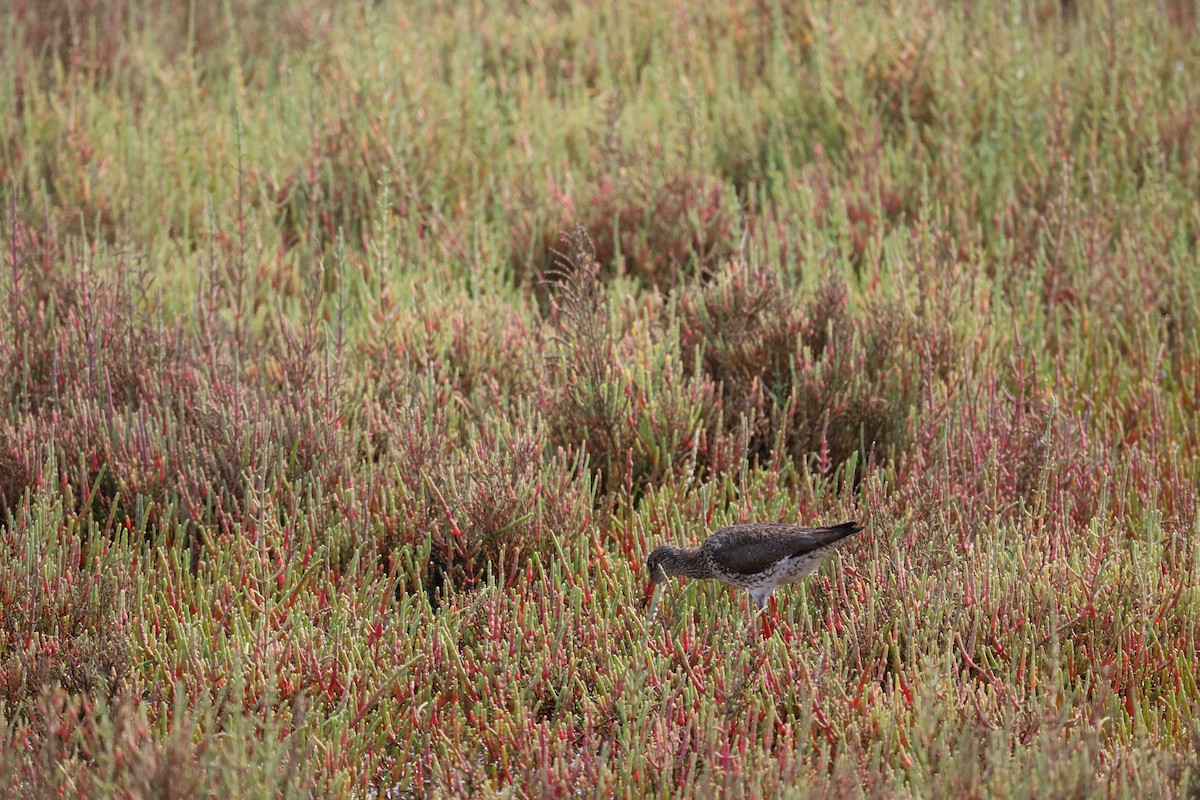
[643, 521, 863, 635]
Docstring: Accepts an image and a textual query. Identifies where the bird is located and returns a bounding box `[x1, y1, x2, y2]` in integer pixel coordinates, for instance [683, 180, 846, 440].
[642, 520, 863, 633]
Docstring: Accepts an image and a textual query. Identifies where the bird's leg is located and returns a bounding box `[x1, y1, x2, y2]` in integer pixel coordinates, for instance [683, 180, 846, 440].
[741, 603, 755, 637]
[768, 595, 796, 643]
[752, 593, 775, 638]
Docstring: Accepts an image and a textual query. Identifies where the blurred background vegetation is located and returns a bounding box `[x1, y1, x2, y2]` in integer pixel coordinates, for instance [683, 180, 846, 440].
[1, 0, 1198, 795]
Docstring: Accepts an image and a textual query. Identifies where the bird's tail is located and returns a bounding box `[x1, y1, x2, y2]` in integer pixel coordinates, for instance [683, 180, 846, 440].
[821, 520, 864, 541]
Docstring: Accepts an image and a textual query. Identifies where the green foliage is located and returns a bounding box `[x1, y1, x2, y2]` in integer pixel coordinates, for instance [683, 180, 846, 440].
[1, 0, 1199, 796]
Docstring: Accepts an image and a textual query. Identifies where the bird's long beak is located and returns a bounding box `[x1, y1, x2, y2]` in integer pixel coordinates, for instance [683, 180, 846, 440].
[641, 579, 659, 610]
[642, 580, 665, 621]
[642, 565, 668, 615]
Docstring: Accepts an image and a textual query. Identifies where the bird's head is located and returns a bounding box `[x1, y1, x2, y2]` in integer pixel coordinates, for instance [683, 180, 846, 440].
[641, 545, 679, 609]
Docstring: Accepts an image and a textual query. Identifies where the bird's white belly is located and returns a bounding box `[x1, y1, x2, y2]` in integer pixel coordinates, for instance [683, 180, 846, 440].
[719, 551, 827, 591]
[759, 553, 822, 586]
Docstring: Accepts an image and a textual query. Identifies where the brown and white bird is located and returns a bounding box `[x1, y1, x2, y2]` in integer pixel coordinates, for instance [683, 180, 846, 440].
[642, 521, 863, 627]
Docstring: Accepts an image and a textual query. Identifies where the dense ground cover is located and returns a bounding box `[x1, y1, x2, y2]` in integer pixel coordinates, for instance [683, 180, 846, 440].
[2, 0, 1199, 796]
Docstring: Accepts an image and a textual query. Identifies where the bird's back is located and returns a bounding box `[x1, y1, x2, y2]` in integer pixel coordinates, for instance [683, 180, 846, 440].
[702, 521, 862, 577]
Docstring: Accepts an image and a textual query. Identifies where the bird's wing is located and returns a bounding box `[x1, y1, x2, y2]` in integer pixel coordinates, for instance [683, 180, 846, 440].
[706, 522, 862, 576]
